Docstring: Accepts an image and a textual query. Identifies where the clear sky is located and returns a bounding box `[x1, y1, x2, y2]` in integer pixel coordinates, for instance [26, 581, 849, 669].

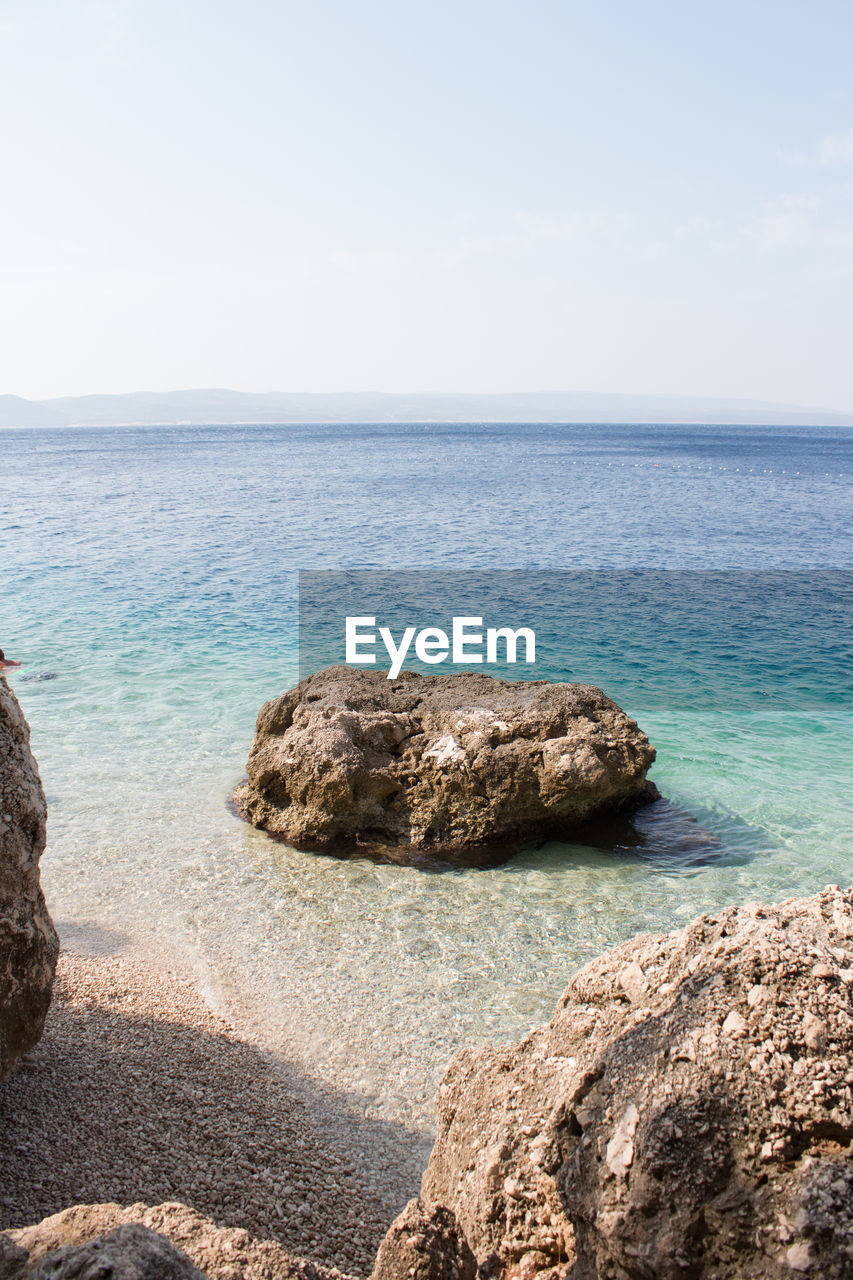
[2, 0, 853, 407]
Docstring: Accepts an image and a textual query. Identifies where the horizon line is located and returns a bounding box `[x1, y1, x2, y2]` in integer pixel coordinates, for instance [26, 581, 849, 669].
[3, 385, 853, 411]
[3, 386, 853, 429]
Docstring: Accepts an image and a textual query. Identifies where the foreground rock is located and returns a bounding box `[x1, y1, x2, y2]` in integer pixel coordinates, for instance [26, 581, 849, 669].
[415, 886, 853, 1278]
[233, 667, 656, 866]
[0, 678, 58, 1078]
[5, 1222, 205, 1279]
[5, 1202, 354, 1280]
[370, 1199, 476, 1280]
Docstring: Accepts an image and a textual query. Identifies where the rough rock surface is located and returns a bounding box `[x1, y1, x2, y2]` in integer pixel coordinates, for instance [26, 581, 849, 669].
[370, 1199, 476, 1280]
[233, 668, 656, 865]
[0, 678, 58, 1077]
[6, 1203, 354, 1280]
[1, 1235, 29, 1279]
[419, 886, 853, 1279]
[19, 1222, 204, 1279]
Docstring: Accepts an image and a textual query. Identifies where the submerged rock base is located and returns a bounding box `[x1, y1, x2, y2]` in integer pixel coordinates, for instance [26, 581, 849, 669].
[233, 667, 657, 867]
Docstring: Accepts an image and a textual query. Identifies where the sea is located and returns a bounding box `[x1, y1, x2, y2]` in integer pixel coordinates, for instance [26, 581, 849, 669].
[2, 421, 852, 1138]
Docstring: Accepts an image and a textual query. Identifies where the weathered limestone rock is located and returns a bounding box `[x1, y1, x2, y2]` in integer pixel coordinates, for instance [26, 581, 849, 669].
[370, 1199, 476, 1280]
[0, 678, 58, 1077]
[417, 886, 853, 1279]
[233, 667, 656, 866]
[7, 1203, 354, 1280]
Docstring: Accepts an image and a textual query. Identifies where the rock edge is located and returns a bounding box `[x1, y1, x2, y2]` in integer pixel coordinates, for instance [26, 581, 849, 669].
[0, 677, 58, 1078]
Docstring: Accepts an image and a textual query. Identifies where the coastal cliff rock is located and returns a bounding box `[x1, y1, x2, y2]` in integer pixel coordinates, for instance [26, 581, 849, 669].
[233, 667, 656, 866]
[6, 1202, 355, 1280]
[0, 678, 58, 1077]
[415, 886, 853, 1279]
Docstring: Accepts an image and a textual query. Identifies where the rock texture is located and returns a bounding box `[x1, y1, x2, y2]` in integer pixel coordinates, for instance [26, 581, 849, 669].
[6, 1203, 354, 1280]
[0, 677, 58, 1077]
[233, 668, 656, 866]
[1, 1235, 29, 1279]
[370, 1199, 476, 1280]
[417, 886, 853, 1279]
[19, 1223, 204, 1279]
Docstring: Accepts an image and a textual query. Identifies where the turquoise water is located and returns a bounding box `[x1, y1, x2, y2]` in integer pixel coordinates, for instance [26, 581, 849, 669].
[1, 422, 852, 1127]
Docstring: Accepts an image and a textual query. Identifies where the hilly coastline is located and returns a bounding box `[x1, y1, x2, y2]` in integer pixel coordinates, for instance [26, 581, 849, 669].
[3, 388, 853, 428]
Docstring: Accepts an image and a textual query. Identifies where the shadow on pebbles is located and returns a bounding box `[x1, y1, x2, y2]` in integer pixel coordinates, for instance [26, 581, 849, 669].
[0, 950, 427, 1278]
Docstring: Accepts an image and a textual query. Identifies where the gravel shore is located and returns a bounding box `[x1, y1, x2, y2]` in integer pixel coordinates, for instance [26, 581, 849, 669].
[0, 944, 425, 1277]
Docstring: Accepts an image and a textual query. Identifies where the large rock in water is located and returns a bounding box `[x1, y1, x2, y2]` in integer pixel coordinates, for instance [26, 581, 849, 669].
[0, 678, 58, 1078]
[233, 667, 656, 866]
[412, 886, 853, 1279]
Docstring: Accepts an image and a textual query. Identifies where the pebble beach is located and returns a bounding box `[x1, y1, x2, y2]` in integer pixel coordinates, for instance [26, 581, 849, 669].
[0, 943, 422, 1278]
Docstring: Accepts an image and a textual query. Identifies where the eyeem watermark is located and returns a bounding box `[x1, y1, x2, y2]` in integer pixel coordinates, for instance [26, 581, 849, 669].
[346, 615, 536, 679]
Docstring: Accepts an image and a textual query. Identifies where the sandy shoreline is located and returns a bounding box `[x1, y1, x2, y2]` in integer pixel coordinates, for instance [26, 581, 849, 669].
[0, 943, 427, 1278]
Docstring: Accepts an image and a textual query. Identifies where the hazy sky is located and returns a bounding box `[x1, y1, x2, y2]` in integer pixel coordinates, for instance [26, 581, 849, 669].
[2, 1, 853, 406]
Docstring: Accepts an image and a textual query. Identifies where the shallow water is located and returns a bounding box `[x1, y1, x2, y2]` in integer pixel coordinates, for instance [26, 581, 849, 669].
[2, 422, 852, 1130]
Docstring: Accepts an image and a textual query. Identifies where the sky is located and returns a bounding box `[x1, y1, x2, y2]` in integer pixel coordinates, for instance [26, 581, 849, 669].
[2, 0, 853, 407]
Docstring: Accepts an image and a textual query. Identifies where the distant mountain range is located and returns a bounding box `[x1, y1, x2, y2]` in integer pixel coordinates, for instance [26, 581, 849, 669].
[2, 388, 853, 427]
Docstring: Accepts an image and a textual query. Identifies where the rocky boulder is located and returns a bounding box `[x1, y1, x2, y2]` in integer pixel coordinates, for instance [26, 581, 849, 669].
[17, 1223, 205, 1279]
[0, 678, 58, 1077]
[6, 1202, 355, 1280]
[233, 667, 656, 866]
[417, 886, 853, 1278]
